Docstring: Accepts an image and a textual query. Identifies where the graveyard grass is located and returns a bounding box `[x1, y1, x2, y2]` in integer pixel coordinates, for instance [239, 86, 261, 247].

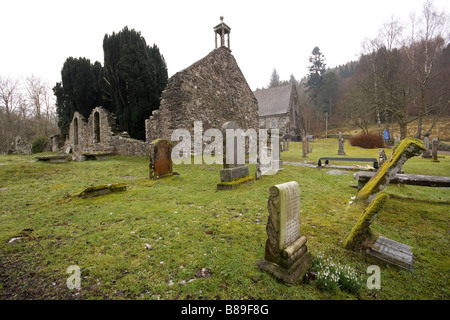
[0, 139, 449, 300]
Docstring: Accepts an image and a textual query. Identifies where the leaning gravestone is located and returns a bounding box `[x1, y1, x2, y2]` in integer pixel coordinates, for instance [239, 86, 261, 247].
[257, 181, 312, 285]
[217, 122, 253, 190]
[149, 139, 173, 180]
[356, 137, 426, 202]
[337, 132, 346, 155]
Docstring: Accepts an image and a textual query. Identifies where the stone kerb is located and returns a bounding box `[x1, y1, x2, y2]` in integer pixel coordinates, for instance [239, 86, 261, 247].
[257, 181, 312, 285]
[149, 139, 174, 180]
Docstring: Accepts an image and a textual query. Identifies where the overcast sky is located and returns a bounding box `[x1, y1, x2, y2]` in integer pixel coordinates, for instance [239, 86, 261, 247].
[1, 0, 449, 92]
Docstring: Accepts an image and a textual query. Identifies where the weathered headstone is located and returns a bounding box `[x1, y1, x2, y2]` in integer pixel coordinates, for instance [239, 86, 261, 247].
[257, 181, 312, 285]
[422, 132, 432, 158]
[257, 128, 282, 177]
[431, 137, 439, 162]
[379, 149, 387, 167]
[35, 155, 69, 163]
[337, 132, 346, 155]
[217, 122, 253, 190]
[302, 137, 308, 158]
[78, 183, 126, 199]
[366, 236, 414, 271]
[149, 139, 173, 179]
[344, 192, 390, 250]
[356, 137, 426, 202]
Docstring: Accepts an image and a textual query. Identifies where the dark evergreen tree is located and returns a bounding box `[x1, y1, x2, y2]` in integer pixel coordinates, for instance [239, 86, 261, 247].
[268, 68, 281, 88]
[53, 57, 104, 137]
[103, 26, 168, 140]
[305, 46, 326, 104]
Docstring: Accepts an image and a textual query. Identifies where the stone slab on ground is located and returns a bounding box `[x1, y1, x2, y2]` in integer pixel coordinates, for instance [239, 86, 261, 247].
[35, 155, 69, 163]
[78, 183, 127, 199]
[366, 236, 414, 271]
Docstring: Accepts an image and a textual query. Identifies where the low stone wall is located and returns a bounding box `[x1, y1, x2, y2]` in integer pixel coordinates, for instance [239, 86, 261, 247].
[110, 136, 148, 156]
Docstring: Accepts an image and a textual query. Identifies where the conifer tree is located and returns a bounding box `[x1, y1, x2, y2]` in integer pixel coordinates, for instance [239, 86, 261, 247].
[103, 26, 168, 140]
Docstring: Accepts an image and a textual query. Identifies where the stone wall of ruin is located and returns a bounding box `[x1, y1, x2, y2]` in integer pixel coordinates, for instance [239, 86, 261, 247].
[145, 46, 259, 142]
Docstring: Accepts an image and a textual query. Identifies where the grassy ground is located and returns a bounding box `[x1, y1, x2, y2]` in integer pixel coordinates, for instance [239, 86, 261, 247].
[0, 139, 448, 300]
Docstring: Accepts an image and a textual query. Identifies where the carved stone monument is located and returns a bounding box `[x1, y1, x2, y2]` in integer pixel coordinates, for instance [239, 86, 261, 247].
[257, 181, 312, 285]
[431, 137, 439, 162]
[257, 128, 281, 177]
[337, 132, 346, 156]
[379, 149, 387, 167]
[149, 139, 173, 180]
[217, 121, 253, 190]
[302, 137, 308, 158]
[422, 132, 432, 158]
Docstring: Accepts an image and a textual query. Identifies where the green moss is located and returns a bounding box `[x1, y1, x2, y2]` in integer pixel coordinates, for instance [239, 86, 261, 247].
[217, 176, 254, 190]
[343, 192, 389, 250]
[356, 138, 426, 201]
[78, 183, 127, 198]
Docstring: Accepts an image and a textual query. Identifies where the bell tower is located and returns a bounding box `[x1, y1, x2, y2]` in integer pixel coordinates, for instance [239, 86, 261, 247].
[214, 16, 231, 51]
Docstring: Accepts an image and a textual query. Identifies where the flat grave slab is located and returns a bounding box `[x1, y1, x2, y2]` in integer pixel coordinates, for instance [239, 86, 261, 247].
[366, 236, 414, 271]
[82, 151, 112, 161]
[35, 155, 69, 163]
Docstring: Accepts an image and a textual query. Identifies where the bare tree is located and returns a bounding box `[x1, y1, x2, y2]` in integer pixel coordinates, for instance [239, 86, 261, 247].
[403, 0, 449, 138]
[25, 74, 56, 136]
[0, 76, 24, 153]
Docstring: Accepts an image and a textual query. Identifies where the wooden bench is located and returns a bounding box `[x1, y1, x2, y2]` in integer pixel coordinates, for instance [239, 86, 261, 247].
[354, 171, 450, 190]
[318, 157, 378, 168]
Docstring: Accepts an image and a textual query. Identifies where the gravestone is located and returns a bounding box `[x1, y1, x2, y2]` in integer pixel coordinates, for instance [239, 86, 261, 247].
[344, 192, 390, 250]
[422, 132, 432, 158]
[217, 121, 253, 190]
[149, 139, 173, 180]
[355, 137, 426, 202]
[302, 137, 308, 158]
[257, 181, 312, 285]
[78, 183, 126, 199]
[379, 149, 387, 167]
[257, 128, 282, 177]
[35, 155, 69, 163]
[366, 236, 414, 271]
[432, 137, 439, 162]
[337, 132, 346, 155]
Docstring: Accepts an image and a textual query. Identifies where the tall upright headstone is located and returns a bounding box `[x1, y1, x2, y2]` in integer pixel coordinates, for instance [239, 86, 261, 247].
[422, 132, 432, 158]
[257, 181, 312, 285]
[258, 128, 282, 177]
[149, 139, 173, 179]
[337, 132, 346, 155]
[217, 121, 253, 190]
[432, 137, 439, 162]
[379, 149, 387, 167]
[302, 137, 308, 158]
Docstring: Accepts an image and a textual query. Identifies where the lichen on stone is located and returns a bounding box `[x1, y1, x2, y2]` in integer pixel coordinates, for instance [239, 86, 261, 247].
[343, 192, 390, 250]
[356, 137, 425, 201]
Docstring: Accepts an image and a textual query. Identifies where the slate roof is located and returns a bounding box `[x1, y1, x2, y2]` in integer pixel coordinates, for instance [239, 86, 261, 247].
[254, 83, 293, 117]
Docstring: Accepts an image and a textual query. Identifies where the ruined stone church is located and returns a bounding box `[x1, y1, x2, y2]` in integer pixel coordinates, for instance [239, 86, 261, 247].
[145, 17, 259, 142]
[66, 17, 259, 156]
